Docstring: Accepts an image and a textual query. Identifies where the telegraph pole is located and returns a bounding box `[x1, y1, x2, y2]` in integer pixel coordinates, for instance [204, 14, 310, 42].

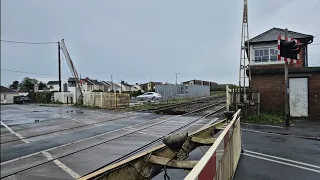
[58, 41, 62, 92]
[175, 73, 180, 85]
[284, 28, 290, 127]
[111, 75, 114, 91]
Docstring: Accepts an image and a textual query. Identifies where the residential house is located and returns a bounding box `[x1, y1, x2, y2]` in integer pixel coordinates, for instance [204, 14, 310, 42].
[80, 78, 94, 92]
[47, 81, 60, 92]
[0, 86, 19, 104]
[141, 82, 163, 92]
[100, 81, 121, 92]
[85, 78, 105, 91]
[131, 84, 143, 92]
[116, 82, 133, 92]
[246, 27, 319, 117]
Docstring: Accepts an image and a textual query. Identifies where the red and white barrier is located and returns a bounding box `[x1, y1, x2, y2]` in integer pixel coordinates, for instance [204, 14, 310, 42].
[185, 110, 242, 180]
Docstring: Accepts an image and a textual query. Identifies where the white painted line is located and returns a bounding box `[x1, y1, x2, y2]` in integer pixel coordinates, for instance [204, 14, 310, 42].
[243, 153, 320, 173]
[242, 128, 281, 136]
[241, 122, 283, 129]
[245, 150, 320, 170]
[1, 121, 79, 179]
[42, 151, 80, 179]
[1, 121, 29, 143]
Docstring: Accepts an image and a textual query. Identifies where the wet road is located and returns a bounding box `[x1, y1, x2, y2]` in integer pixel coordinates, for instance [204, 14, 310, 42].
[1, 104, 222, 180]
[233, 129, 320, 180]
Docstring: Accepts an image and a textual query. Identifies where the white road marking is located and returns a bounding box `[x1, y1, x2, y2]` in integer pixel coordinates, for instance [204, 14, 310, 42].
[1, 121, 29, 143]
[245, 150, 320, 170]
[243, 153, 320, 173]
[42, 152, 80, 179]
[242, 128, 281, 136]
[1, 121, 80, 179]
[241, 122, 283, 129]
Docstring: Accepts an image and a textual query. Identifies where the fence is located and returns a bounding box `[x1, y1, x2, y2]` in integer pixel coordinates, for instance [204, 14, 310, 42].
[83, 92, 130, 109]
[185, 109, 242, 180]
[155, 84, 210, 100]
[54, 92, 74, 104]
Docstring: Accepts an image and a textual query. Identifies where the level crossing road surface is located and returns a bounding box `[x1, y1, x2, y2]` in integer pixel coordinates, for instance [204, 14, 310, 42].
[0, 104, 223, 180]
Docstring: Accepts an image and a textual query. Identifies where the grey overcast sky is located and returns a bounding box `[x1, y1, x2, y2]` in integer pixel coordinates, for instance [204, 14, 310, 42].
[1, 0, 320, 86]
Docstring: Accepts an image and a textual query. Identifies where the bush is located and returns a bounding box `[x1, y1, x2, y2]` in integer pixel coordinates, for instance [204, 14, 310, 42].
[28, 92, 53, 103]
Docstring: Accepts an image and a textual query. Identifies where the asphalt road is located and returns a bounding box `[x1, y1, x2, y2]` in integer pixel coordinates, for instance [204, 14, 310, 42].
[233, 129, 320, 180]
[1, 104, 222, 180]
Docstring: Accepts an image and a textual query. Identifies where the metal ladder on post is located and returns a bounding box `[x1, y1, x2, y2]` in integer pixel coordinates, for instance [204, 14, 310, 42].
[238, 0, 251, 106]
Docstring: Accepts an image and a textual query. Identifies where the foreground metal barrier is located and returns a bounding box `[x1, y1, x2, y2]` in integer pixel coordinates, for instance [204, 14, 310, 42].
[79, 110, 241, 180]
[185, 109, 242, 180]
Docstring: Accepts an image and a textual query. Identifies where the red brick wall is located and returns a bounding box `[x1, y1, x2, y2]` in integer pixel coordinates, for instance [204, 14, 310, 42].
[309, 74, 320, 117]
[251, 74, 285, 113]
[251, 72, 320, 117]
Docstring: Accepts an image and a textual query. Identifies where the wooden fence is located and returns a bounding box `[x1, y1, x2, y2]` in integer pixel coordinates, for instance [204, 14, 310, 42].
[83, 92, 130, 109]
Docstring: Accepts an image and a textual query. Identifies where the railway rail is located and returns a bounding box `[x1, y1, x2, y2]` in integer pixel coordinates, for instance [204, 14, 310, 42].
[1, 100, 225, 179]
[1, 97, 224, 146]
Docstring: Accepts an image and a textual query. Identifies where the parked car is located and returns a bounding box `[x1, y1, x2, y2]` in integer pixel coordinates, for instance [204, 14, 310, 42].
[136, 92, 162, 101]
[15, 96, 31, 104]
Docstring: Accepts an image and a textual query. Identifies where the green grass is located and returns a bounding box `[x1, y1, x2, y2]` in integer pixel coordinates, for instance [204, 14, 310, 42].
[210, 91, 225, 96]
[245, 112, 284, 125]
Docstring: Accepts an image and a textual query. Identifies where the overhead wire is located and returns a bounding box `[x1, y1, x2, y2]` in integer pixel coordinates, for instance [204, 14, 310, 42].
[1, 39, 58, 45]
[1, 68, 71, 77]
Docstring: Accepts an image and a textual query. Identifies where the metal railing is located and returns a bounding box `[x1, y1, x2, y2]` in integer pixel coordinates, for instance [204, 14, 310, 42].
[185, 109, 242, 180]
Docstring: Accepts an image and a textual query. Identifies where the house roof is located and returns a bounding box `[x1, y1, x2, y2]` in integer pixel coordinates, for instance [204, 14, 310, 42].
[87, 79, 103, 85]
[248, 27, 314, 43]
[1, 86, 18, 93]
[47, 81, 59, 85]
[81, 79, 94, 85]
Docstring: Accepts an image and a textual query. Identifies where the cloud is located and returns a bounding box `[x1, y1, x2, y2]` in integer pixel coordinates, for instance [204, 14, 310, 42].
[1, 0, 319, 86]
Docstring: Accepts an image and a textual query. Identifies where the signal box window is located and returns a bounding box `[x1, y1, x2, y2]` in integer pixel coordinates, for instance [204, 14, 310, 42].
[254, 48, 278, 63]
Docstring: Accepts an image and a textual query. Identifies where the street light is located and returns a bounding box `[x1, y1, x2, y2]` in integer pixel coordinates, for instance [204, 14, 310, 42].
[174, 73, 180, 85]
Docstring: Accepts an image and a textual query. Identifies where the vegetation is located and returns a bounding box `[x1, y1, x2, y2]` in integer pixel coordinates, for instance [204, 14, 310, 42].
[210, 84, 238, 91]
[210, 91, 225, 96]
[245, 112, 284, 125]
[9, 77, 48, 92]
[28, 91, 53, 103]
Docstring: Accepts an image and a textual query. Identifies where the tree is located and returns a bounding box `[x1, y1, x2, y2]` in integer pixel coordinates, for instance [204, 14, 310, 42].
[10, 81, 19, 90]
[19, 77, 38, 92]
[38, 81, 47, 90]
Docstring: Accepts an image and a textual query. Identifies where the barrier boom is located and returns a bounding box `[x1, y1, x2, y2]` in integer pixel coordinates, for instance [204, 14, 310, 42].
[185, 109, 242, 180]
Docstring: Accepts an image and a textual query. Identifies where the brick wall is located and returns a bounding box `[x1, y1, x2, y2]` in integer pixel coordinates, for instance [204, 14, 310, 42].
[309, 73, 320, 117]
[251, 72, 320, 117]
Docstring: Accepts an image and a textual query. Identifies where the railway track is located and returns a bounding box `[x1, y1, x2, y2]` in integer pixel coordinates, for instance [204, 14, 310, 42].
[1, 101, 225, 179]
[1, 97, 224, 146]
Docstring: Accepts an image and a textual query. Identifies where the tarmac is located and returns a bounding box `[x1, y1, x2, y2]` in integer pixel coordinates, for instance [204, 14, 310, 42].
[0, 104, 222, 180]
